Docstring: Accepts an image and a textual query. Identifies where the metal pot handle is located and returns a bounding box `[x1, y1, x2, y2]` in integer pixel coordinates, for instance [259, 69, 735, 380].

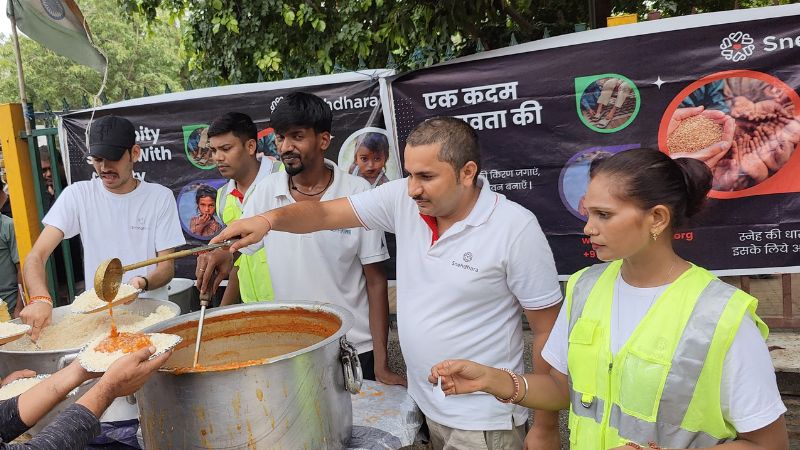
[340, 337, 362, 394]
[57, 353, 78, 370]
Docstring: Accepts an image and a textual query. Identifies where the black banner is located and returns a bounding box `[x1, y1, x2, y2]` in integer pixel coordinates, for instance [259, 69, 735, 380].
[61, 71, 400, 277]
[388, 6, 800, 276]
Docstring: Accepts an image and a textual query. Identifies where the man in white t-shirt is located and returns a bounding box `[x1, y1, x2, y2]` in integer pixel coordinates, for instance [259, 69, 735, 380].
[212, 117, 564, 450]
[19, 115, 185, 447]
[198, 92, 405, 386]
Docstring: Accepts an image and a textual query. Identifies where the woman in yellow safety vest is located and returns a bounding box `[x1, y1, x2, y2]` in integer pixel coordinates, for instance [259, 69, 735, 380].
[429, 148, 789, 450]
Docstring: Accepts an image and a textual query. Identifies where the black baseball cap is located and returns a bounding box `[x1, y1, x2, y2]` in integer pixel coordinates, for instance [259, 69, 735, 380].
[88, 115, 136, 161]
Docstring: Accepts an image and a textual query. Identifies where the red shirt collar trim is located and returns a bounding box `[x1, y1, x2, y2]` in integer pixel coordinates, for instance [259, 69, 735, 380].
[419, 213, 439, 246]
[230, 188, 245, 203]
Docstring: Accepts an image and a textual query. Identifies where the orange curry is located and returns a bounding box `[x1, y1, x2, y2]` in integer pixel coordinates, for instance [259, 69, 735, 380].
[95, 332, 152, 354]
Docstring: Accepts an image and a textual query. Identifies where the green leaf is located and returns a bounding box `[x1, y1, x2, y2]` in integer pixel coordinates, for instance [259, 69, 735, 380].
[212, 0, 222, 11]
[283, 9, 295, 26]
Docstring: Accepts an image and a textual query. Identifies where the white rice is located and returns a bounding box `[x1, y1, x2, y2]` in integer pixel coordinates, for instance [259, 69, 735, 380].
[0, 322, 30, 339]
[0, 375, 80, 400]
[71, 284, 138, 313]
[0, 305, 177, 352]
[79, 333, 181, 372]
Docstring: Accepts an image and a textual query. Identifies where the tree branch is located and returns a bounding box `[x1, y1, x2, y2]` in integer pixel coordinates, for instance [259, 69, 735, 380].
[499, 0, 537, 33]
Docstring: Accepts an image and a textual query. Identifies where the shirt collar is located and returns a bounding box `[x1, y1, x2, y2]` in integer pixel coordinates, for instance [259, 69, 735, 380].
[223, 157, 274, 202]
[462, 176, 500, 227]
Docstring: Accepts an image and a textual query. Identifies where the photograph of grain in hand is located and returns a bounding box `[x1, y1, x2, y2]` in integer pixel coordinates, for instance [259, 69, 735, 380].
[668, 115, 724, 154]
[667, 75, 800, 192]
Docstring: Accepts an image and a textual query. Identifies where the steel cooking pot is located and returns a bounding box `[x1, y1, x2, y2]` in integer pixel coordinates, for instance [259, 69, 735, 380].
[137, 301, 362, 450]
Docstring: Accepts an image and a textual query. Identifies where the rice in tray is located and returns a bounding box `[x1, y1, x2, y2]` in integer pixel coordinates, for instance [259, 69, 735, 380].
[79, 333, 181, 372]
[71, 284, 138, 313]
[0, 322, 30, 339]
[0, 305, 177, 352]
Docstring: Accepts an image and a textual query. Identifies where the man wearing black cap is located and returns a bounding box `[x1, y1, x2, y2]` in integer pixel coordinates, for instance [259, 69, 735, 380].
[21, 115, 185, 332]
[18, 115, 186, 447]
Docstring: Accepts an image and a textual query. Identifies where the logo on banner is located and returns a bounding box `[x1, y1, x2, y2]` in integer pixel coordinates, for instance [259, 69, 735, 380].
[720, 32, 755, 62]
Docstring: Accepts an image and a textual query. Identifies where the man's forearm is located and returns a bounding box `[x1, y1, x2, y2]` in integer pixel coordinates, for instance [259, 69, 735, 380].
[75, 381, 116, 418]
[263, 198, 361, 234]
[219, 267, 241, 306]
[17, 363, 87, 427]
[146, 260, 175, 291]
[530, 331, 560, 427]
[364, 266, 390, 367]
[22, 254, 50, 298]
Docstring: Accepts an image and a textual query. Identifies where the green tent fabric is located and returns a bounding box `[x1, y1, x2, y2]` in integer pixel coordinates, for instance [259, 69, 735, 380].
[7, 0, 106, 73]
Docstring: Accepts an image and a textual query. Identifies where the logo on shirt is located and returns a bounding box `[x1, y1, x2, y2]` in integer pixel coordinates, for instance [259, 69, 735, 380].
[130, 217, 147, 231]
[330, 228, 352, 235]
[452, 252, 479, 273]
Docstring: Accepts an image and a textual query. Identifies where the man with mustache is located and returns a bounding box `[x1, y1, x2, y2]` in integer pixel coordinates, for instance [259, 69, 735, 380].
[213, 116, 563, 450]
[197, 92, 405, 386]
[18, 115, 185, 448]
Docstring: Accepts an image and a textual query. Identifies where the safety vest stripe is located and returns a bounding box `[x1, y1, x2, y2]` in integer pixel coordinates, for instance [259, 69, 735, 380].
[657, 279, 737, 427]
[568, 262, 610, 333]
[568, 381, 605, 424]
[609, 404, 728, 448]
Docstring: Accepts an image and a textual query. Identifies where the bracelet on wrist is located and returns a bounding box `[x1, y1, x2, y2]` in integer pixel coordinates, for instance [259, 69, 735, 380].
[256, 213, 273, 230]
[514, 373, 529, 405]
[28, 296, 52, 305]
[494, 368, 521, 404]
[29, 299, 53, 307]
[139, 276, 149, 291]
[625, 442, 661, 450]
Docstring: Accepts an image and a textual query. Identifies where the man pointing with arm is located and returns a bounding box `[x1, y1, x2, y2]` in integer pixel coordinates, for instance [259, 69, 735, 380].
[213, 117, 563, 450]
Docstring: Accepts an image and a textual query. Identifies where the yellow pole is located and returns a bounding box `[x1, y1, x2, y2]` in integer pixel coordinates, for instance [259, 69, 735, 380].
[0, 103, 40, 265]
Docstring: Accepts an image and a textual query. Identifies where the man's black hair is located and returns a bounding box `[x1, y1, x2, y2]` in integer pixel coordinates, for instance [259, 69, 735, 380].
[207, 112, 257, 142]
[270, 92, 332, 134]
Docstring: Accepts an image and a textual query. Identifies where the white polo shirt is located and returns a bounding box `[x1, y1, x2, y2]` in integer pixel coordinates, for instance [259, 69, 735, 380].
[349, 176, 561, 431]
[242, 160, 389, 353]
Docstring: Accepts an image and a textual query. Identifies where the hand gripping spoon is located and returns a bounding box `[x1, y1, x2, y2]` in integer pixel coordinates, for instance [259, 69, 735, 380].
[94, 241, 234, 303]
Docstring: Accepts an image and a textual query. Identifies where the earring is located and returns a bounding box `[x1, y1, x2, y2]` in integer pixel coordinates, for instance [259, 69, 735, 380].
[651, 231, 659, 241]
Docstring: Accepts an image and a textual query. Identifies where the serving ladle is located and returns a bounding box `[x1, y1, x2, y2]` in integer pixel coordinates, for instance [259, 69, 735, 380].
[94, 241, 234, 303]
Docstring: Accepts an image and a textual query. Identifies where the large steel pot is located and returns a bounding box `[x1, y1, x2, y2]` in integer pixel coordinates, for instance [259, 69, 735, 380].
[137, 301, 362, 450]
[0, 299, 180, 433]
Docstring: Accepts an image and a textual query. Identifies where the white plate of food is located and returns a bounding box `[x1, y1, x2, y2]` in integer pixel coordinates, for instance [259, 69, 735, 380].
[0, 322, 32, 346]
[78, 332, 181, 373]
[0, 374, 79, 401]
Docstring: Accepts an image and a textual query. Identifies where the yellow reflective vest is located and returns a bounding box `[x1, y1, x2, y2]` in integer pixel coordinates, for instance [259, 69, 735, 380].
[565, 260, 768, 449]
[216, 185, 274, 303]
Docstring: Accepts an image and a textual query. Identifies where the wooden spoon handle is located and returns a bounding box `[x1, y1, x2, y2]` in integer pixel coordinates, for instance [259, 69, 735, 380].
[122, 241, 233, 271]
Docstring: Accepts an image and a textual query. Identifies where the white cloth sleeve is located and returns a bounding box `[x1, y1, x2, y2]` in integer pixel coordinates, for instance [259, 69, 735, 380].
[720, 316, 786, 433]
[358, 229, 390, 265]
[154, 191, 186, 252]
[508, 218, 562, 310]
[541, 300, 569, 375]
[42, 185, 80, 238]
[347, 178, 403, 234]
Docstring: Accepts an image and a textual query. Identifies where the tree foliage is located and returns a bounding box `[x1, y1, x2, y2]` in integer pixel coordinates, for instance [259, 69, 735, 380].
[0, 0, 185, 108]
[120, 0, 591, 85]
